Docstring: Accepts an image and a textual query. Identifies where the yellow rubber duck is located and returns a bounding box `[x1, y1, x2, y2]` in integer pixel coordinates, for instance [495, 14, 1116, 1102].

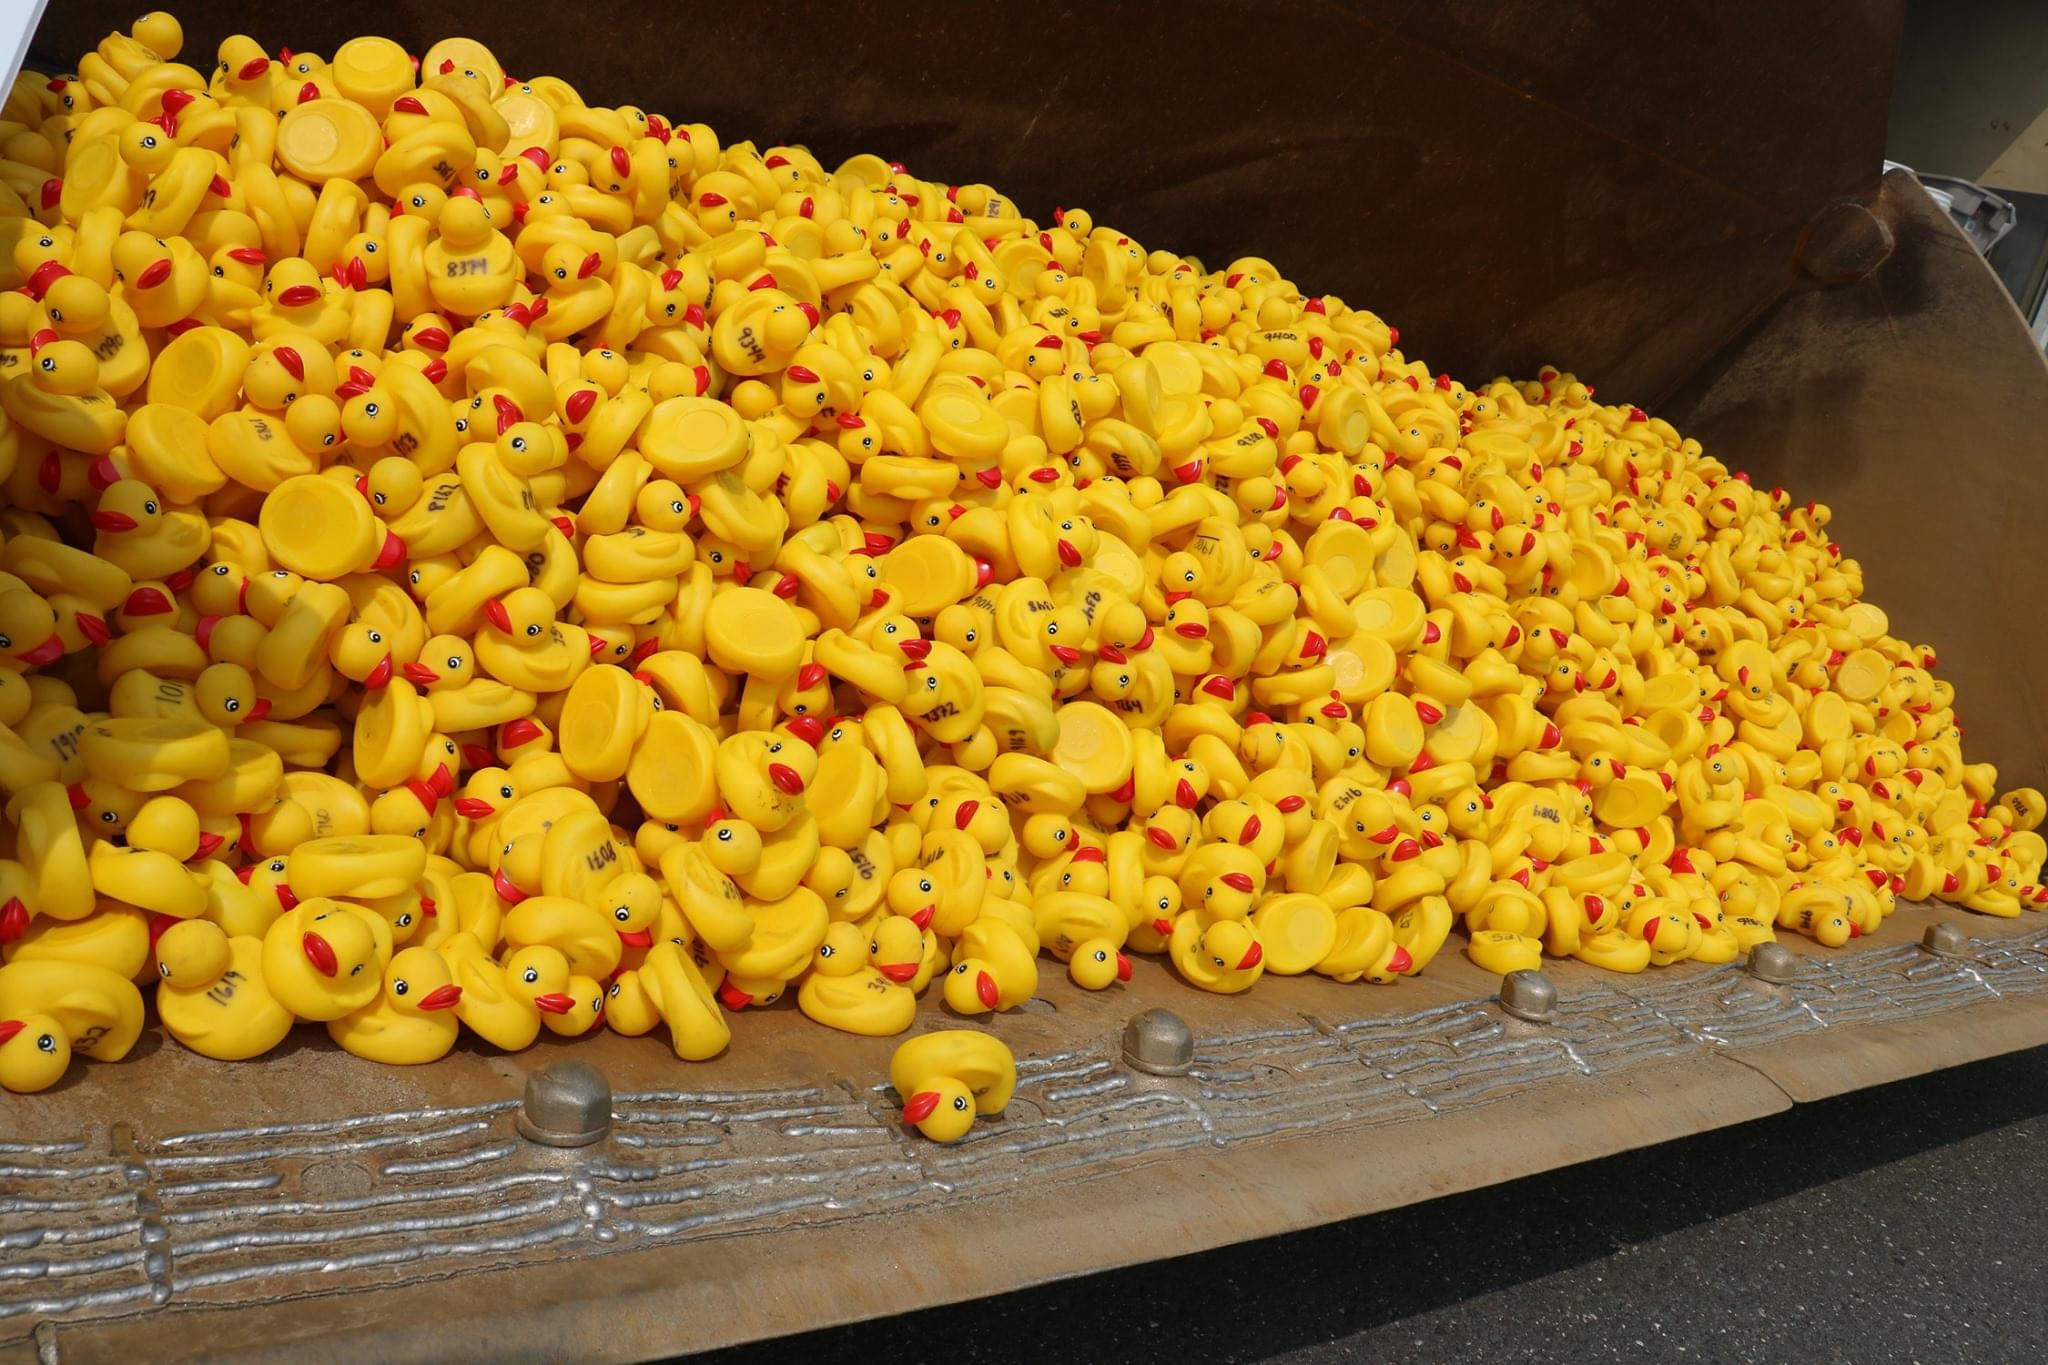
[475, 587, 591, 693]
[38, 272, 147, 397]
[890, 1028, 1016, 1142]
[502, 894, 624, 981]
[0, 959, 145, 1073]
[1168, 915, 1266, 994]
[1, 902, 151, 979]
[4, 337, 127, 454]
[113, 230, 207, 329]
[0, 1013, 71, 1093]
[940, 917, 1037, 1014]
[438, 932, 575, 1052]
[797, 921, 915, 1035]
[259, 897, 388, 1021]
[154, 918, 294, 1061]
[425, 195, 518, 317]
[91, 478, 211, 581]
[326, 945, 464, 1063]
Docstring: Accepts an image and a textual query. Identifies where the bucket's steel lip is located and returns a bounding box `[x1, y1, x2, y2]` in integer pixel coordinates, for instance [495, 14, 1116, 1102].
[4, 902, 2047, 1363]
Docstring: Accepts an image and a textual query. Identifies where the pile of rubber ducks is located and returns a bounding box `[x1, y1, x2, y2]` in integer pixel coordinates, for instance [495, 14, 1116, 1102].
[0, 13, 2039, 1096]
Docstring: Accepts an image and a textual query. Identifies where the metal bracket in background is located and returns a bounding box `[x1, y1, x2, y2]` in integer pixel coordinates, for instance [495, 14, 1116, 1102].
[1882, 161, 2018, 256]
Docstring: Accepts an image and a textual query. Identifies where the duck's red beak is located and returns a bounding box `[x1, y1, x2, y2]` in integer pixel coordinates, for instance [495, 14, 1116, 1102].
[1116, 951, 1133, 982]
[302, 931, 337, 976]
[909, 903, 935, 931]
[500, 717, 543, 749]
[953, 800, 979, 831]
[403, 662, 439, 685]
[418, 984, 463, 1011]
[362, 655, 392, 690]
[768, 762, 805, 796]
[136, 259, 173, 290]
[124, 587, 172, 617]
[492, 869, 528, 904]
[455, 797, 496, 819]
[277, 284, 320, 307]
[902, 1090, 940, 1124]
[194, 832, 224, 859]
[616, 929, 652, 949]
[879, 962, 918, 983]
[16, 636, 64, 666]
[91, 510, 138, 532]
[784, 715, 825, 747]
[246, 698, 272, 722]
[0, 1019, 21, 1045]
[976, 970, 999, 1009]
[534, 993, 574, 1015]
[717, 981, 753, 1011]
[484, 598, 512, 632]
[0, 898, 27, 943]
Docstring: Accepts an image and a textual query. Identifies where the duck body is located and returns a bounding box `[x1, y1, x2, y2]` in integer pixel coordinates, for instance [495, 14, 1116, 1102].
[326, 945, 464, 1063]
[889, 1028, 1016, 1141]
[158, 932, 295, 1061]
[0, 958, 145, 1062]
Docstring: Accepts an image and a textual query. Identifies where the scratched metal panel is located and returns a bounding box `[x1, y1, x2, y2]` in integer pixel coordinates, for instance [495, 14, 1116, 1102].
[3, 906, 2048, 1360]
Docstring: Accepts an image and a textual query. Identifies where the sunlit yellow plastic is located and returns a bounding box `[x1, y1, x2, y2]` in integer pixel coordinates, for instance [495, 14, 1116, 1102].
[290, 834, 428, 900]
[889, 1028, 1015, 1141]
[259, 473, 379, 580]
[157, 922, 295, 1061]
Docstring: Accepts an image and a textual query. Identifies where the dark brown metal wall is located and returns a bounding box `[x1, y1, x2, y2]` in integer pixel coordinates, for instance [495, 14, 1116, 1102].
[34, 1, 1902, 402]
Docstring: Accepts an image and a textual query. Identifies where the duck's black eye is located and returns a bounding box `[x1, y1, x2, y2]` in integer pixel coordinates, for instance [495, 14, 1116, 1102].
[393, 979, 409, 995]
[716, 828, 732, 841]
[37, 1034, 55, 1053]
[350, 963, 364, 976]
[523, 968, 539, 984]
[525, 624, 541, 636]
[952, 1096, 969, 1111]
[614, 907, 630, 921]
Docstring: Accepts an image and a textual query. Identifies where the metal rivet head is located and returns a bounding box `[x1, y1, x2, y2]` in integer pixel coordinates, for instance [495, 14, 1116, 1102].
[1121, 1008, 1194, 1076]
[1747, 941, 1800, 983]
[516, 1060, 612, 1147]
[1497, 969, 1557, 1024]
[1922, 922, 1971, 959]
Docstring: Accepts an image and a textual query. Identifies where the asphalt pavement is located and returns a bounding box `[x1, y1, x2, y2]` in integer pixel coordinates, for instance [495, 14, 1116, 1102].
[693, 1044, 2048, 1364]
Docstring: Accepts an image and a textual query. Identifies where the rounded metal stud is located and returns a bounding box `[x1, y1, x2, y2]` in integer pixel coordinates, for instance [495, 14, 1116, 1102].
[1121, 1007, 1195, 1076]
[1747, 941, 1801, 984]
[1922, 921, 1971, 959]
[1497, 969, 1557, 1024]
[516, 1060, 613, 1148]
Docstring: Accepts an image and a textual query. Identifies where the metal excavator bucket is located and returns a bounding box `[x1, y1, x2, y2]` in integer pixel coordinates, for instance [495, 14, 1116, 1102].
[12, 2, 2048, 1360]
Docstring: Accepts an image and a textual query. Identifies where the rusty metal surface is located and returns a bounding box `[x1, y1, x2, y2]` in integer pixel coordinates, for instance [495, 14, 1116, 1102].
[30, 1, 1900, 402]
[1666, 171, 2048, 794]
[0, 902, 2044, 1361]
